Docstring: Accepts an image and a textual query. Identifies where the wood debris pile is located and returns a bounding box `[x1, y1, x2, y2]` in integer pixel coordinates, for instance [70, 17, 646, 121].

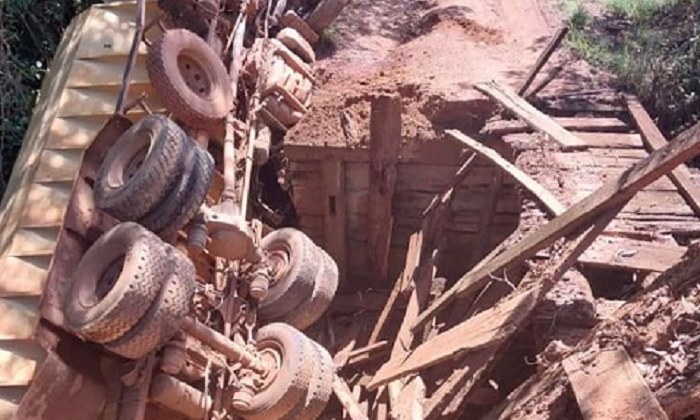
[318, 29, 700, 420]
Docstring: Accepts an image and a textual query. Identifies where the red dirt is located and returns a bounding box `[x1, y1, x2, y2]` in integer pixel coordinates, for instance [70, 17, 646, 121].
[290, 0, 608, 148]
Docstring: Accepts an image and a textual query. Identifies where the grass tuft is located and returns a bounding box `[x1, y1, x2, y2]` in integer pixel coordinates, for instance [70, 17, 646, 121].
[562, 0, 700, 136]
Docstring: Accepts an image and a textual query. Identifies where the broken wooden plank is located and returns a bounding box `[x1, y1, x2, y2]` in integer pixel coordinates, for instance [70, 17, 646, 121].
[368, 233, 421, 346]
[578, 237, 685, 273]
[537, 97, 626, 115]
[344, 341, 391, 368]
[394, 376, 426, 420]
[370, 287, 538, 389]
[563, 347, 669, 420]
[483, 117, 631, 136]
[367, 94, 402, 287]
[475, 80, 588, 150]
[484, 245, 700, 420]
[447, 130, 565, 217]
[323, 158, 348, 283]
[518, 27, 569, 96]
[411, 119, 700, 332]
[423, 153, 477, 216]
[626, 95, 700, 218]
[333, 375, 370, 420]
[371, 205, 620, 390]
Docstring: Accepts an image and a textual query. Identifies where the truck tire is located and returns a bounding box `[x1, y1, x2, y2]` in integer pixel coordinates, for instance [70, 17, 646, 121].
[281, 246, 338, 331]
[282, 341, 334, 420]
[147, 29, 233, 128]
[276, 27, 315, 64]
[305, 0, 348, 33]
[258, 228, 321, 321]
[160, 147, 215, 239]
[240, 324, 315, 420]
[137, 143, 197, 234]
[94, 114, 189, 221]
[105, 248, 196, 359]
[63, 222, 169, 343]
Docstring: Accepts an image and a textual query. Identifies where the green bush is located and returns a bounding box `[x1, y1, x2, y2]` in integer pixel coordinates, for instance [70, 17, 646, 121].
[0, 0, 100, 196]
[562, 0, 700, 137]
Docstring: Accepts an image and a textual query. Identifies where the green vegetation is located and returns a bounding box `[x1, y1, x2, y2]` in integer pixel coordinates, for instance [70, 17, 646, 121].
[562, 0, 700, 137]
[0, 0, 100, 196]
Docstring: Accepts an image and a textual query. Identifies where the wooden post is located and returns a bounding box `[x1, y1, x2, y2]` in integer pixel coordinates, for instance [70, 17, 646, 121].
[368, 94, 402, 287]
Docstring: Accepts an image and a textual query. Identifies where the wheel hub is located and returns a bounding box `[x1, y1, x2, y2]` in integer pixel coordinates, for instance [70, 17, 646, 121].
[123, 148, 148, 181]
[255, 347, 282, 391]
[95, 256, 125, 302]
[178, 55, 211, 97]
[266, 247, 291, 287]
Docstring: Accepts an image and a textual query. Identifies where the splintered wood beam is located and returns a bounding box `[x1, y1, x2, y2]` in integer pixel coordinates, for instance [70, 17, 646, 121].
[517, 26, 569, 96]
[394, 376, 427, 420]
[373, 191, 454, 413]
[411, 120, 700, 332]
[476, 80, 588, 150]
[626, 95, 700, 218]
[368, 93, 402, 287]
[563, 348, 669, 420]
[368, 233, 422, 346]
[369, 205, 620, 390]
[447, 130, 565, 216]
[333, 375, 369, 420]
[322, 158, 348, 283]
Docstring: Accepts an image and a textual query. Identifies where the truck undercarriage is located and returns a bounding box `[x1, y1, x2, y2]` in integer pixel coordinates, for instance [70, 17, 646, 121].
[1, 0, 348, 418]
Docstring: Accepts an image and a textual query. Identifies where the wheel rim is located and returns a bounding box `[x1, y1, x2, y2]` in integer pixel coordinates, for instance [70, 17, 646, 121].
[256, 346, 283, 392]
[107, 128, 154, 189]
[178, 52, 213, 98]
[266, 244, 292, 287]
[79, 256, 125, 307]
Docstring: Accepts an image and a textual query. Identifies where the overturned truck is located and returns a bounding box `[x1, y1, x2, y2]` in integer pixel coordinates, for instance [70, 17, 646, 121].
[0, 0, 348, 418]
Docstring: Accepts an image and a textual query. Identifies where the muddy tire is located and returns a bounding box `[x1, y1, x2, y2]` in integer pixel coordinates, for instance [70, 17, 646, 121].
[94, 115, 189, 221]
[138, 145, 214, 237]
[147, 29, 233, 128]
[258, 228, 321, 321]
[305, 0, 348, 33]
[282, 341, 334, 420]
[276, 27, 315, 63]
[105, 248, 196, 359]
[282, 246, 338, 331]
[239, 323, 315, 420]
[160, 147, 215, 239]
[63, 222, 169, 343]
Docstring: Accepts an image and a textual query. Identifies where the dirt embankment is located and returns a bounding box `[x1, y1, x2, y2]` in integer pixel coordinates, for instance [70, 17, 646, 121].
[289, 0, 612, 150]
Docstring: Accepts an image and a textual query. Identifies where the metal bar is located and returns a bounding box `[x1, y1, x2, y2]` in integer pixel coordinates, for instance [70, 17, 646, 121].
[221, 13, 247, 202]
[117, 356, 156, 420]
[181, 317, 263, 371]
[115, 0, 146, 115]
[240, 102, 259, 219]
[150, 374, 212, 419]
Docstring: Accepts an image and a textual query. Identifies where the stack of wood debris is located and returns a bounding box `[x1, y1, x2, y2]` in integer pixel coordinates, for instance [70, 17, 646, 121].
[320, 28, 700, 420]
